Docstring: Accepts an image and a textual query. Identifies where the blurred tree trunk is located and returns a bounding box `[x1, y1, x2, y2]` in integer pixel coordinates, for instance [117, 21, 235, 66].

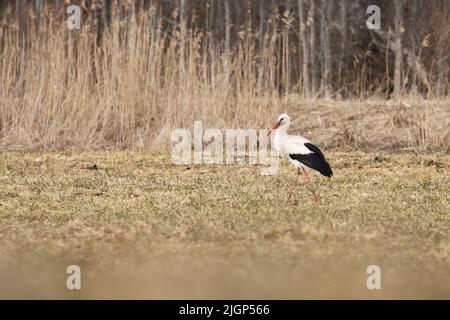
[180, 0, 188, 68]
[409, 0, 418, 91]
[257, 1, 265, 95]
[436, 49, 448, 97]
[320, 0, 331, 98]
[435, 0, 448, 96]
[224, 0, 231, 79]
[298, 0, 310, 98]
[35, 0, 43, 27]
[102, 0, 112, 31]
[129, 0, 136, 20]
[209, 0, 215, 35]
[15, 0, 21, 29]
[309, 0, 318, 97]
[393, 0, 403, 97]
[258, 1, 265, 55]
[338, 0, 347, 91]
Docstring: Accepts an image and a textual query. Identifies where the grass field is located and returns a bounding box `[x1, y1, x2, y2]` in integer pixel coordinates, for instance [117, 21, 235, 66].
[0, 151, 449, 299]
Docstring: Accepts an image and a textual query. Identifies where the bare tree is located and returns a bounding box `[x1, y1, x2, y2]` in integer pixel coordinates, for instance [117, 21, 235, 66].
[298, 0, 310, 98]
[338, 0, 347, 90]
[224, 0, 231, 79]
[393, 0, 403, 97]
[320, 0, 332, 98]
[309, 0, 318, 97]
[35, 0, 43, 27]
[257, 1, 266, 94]
[15, 0, 20, 23]
[180, 0, 188, 67]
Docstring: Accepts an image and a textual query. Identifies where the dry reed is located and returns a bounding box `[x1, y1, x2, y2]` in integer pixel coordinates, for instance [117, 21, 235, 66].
[0, 5, 448, 152]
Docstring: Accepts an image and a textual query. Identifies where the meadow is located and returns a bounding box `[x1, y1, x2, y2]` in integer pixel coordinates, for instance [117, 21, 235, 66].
[0, 150, 449, 299]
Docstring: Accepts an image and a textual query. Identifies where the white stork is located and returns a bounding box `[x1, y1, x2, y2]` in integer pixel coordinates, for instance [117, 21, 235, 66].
[267, 113, 333, 200]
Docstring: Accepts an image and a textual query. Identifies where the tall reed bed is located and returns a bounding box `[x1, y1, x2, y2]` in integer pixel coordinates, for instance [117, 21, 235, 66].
[0, 3, 448, 151]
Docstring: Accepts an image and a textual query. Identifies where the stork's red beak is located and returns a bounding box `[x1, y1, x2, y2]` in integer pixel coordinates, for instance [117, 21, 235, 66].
[267, 120, 281, 136]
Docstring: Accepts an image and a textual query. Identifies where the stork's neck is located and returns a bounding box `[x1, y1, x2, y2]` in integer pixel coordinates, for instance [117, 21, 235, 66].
[275, 124, 289, 137]
[272, 124, 289, 153]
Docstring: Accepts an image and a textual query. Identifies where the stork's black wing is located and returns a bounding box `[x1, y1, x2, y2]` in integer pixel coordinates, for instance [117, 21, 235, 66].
[289, 143, 333, 177]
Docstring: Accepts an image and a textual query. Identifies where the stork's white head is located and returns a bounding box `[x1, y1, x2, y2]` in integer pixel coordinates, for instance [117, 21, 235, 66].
[267, 113, 291, 136]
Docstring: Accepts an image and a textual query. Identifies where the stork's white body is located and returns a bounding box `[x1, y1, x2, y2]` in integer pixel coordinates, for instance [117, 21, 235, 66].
[272, 127, 312, 169]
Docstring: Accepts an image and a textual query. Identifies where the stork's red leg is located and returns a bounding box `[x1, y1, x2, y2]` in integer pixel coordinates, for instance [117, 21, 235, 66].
[288, 168, 301, 200]
[302, 167, 319, 201]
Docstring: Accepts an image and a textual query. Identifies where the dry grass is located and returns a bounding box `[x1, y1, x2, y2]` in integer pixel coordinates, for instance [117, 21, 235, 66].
[278, 98, 450, 152]
[0, 151, 449, 299]
[0, 9, 449, 151]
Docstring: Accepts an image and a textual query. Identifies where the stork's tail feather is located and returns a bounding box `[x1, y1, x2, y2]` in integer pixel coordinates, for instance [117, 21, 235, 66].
[289, 146, 333, 178]
[319, 160, 333, 177]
